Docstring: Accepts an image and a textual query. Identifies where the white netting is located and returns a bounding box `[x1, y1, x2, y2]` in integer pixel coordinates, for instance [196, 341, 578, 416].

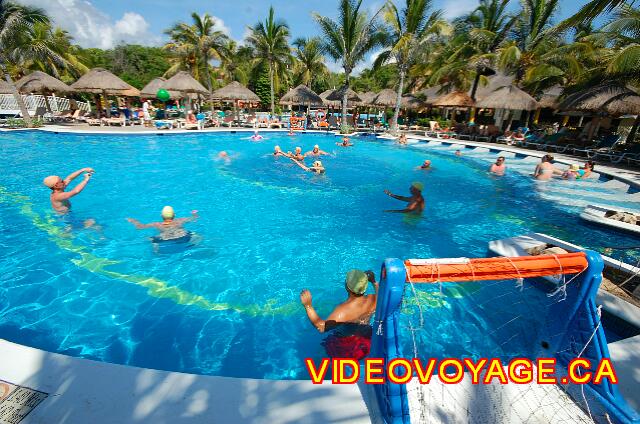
[399, 270, 617, 424]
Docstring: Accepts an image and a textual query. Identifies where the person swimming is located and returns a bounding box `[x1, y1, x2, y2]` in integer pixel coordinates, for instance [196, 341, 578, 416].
[273, 145, 286, 157]
[217, 151, 232, 164]
[562, 164, 580, 180]
[290, 157, 325, 173]
[336, 137, 353, 147]
[304, 144, 329, 157]
[127, 206, 198, 241]
[43, 167, 94, 213]
[579, 160, 595, 178]
[250, 130, 263, 141]
[489, 156, 506, 175]
[384, 182, 425, 214]
[454, 150, 462, 157]
[416, 160, 431, 170]
[290, 146, 304, 161]
[397, 133, 408, 145]
[287, 129, 296, 136]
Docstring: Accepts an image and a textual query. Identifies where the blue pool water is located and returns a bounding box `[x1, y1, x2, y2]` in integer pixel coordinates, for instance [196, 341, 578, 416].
[0, 130, 638, 379]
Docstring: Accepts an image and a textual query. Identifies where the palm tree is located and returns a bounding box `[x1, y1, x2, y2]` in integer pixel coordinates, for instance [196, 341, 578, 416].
[314, 0, 385, 131]
[497, 0, 560, 83]
[377, 0, 448, 132]
[165, 13, 229, 106]
[219, 40, 253, 85]
[246, 7, 292, 115]
[292, 37, 328, 91]
[0, 0, 49, 126]
[600, 4, 640, 84]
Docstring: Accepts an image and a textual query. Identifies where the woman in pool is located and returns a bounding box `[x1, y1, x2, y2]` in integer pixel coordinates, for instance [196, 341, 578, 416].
[397, 133, 408, 145]
[290, 157, 325, 173]
[580, 161, 595, 178]
[290, 146, 305, 161]
[250, 130, 263, 141]
[336, 137, 353, 147]
[304, 144, 329, 157]
[273, 145, 287, 157]
[127, 206, 198, 241]
[533, 155, 561, 180]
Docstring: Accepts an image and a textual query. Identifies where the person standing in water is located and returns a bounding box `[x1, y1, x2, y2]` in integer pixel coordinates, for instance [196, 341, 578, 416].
[304, 145, 329, 157]
[490, 156, 506, 175]
[384, 182, 425, 214]
[43, 167, 95, 213]
[127, 207, 198, 241]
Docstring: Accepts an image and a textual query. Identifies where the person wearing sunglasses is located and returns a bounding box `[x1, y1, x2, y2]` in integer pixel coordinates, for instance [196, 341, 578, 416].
[490, 156, 506, 175]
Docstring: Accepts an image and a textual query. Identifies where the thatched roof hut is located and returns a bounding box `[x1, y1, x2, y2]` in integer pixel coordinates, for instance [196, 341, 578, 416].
[372, 89, 397, 107]
[212, 81, 260, 101]
[475, 85, 539, 111]
[472, 72, 514, 100]
[538, 85, 563, 109]
[558, 83, 640, 116]
[357, 91, 377, 106]
[15, 71, 72, 94]
[417, 85, 446, 105]
[432, 91, 475, 108]
[163, 71, 208, 94]
[140, 77, 167, 98]
[320, 89, 340, 107]
[70, 68, 139, 96]
[279, 84, 323, 106]
[326, 86, 361, 103]
[401, 95, 426, 110]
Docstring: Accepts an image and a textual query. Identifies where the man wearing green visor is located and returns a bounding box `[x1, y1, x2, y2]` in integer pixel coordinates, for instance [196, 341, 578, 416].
[300, 269, 378, 334]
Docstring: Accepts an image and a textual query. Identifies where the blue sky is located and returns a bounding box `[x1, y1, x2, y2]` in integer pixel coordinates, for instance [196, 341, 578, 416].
[20, 0, 592, 49]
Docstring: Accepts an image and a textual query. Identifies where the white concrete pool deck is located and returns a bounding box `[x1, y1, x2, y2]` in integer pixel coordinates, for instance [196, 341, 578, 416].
[0, 339, 380, 424]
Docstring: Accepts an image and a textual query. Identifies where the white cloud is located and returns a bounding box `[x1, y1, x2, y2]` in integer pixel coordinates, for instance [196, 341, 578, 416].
[441, 0, 477, 20]
[16, 0, 161, 48]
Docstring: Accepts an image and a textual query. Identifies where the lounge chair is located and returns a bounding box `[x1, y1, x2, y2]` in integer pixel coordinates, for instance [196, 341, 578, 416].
[86, 117, 103, 126]
[572, 135, 621, 158]
[596, 142, 640, 163]
[327, 115, 339, 130]
[106, 116, 126, 126]
[154, 120, 175, 130]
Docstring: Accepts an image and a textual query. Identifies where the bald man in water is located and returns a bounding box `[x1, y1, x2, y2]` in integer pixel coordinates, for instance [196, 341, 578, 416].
[43, 167, 94, 213]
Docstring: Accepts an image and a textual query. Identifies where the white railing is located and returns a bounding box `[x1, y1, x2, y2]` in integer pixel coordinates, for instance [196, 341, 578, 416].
[0, 94, 91, 116]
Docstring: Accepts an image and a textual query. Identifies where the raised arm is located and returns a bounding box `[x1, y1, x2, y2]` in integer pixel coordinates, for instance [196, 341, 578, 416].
[290, 157, 310, 171]
[64, 167, 93, 184]
[56, 173, 92, 200]
[384, 189, 412, 202]
[175, 210, 199, 224]
[126, 218, 161, 229]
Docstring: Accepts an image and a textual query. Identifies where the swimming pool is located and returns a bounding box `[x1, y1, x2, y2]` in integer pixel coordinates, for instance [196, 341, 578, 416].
[0, 130, 638, 379]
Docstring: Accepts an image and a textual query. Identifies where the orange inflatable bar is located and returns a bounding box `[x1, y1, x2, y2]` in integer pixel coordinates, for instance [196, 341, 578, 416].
[404, 252, 588, 283]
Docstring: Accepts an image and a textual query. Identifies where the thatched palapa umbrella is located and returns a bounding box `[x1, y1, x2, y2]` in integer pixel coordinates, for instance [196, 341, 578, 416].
[372, 89, 397, 108]
[326, 87, 361, 104]
[401, 95, 426, 110]
[279, 84, 323, 112]
[163, 71, 208, 111]
[476, 85, 538, 130]
[320, 89, 340, 108]
[70, 68, 139, 117]
[140, 77, 167, 98]
[559, 83, 640, 141]
[357, 91, 377, 107]
[212, 81, 260, 121]
[432, 91, 475, 108]
[15, 71, 73, 114]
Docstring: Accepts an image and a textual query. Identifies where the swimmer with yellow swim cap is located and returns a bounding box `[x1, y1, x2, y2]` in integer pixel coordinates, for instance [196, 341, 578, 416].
[383, 181, 425, 214]
[300, 269, 378, 333]
[43, 167, 94, 213]
[127, 206, 199, 241]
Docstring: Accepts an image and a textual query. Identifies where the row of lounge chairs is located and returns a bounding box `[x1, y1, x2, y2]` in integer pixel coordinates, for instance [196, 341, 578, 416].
[419, 122, 640, 166]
